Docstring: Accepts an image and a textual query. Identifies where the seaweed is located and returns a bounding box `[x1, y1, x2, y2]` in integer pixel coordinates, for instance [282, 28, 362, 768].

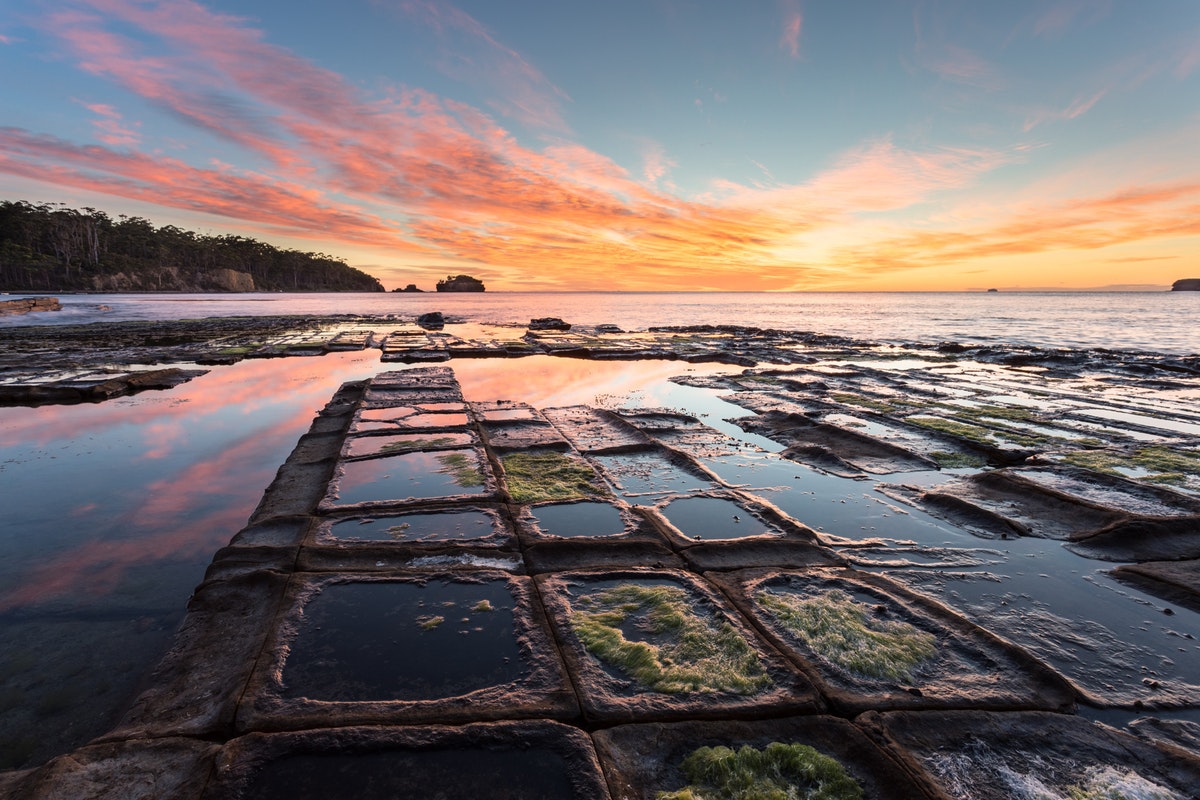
[416, 615, 445, 631]
[570, 583, 770, 694]
[501, 451, 607, 503]
[757, 589, 936, 682]
[657, 742, 864, 800]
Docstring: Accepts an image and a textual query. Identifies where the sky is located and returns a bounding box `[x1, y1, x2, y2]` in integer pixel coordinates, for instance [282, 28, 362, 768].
[1, 0, 1198, 292]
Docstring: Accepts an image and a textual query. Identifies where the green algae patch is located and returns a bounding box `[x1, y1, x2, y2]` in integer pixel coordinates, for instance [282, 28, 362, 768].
[501, 451, 607, 503]
[757, 590, 935, 682]
[950, 404, 1037, 423]
[417, 614, 445, 631]
[909, 416, 996, 444]
[570, 583, 770, 695]
[436, 452, 485, 487]
[657, 742, 864, 800]
[928, 451, 987, 469]
[910, 415, 1045, 448]
[830, 393, 899, 413]
[1064, 446, 1200, 485]
[472, 600, 494, 613]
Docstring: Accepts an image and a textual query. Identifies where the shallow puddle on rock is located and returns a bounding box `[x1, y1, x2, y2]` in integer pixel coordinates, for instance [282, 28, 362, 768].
[282, 580, 522, 701]
[246, 748, 575, 798]
[329, 510, 500, 542]
[330, 449, 487, 504]
[482, 407, 539, 421]
[702, 452, 961, 543]
[345, 432, 474, 458]
[892, 543, 1200, 708]
[1072, 407, 1200, 437]
[530, 501, 626, 537]
[357, 406, 470, 429]
[592, 452, 713, 498]
[661, 496, 773, 539]
[842, 543, 1002, 569]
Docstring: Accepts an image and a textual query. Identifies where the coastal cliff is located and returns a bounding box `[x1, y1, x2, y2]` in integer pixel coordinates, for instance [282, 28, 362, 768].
[1171, 278, 1200, 291]
[0, 200, 384, 293]
[436, 274, 486, 292]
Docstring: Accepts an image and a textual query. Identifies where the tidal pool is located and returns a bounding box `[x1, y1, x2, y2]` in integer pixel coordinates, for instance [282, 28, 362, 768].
[246, 748, 575, 799]
[529, 501, 626, 538]
[327, 509, 502, 543]
[282, 580, 522, 701]
[660, 496, 774, 540]
[328, 448, 488, 505]
[592, 451, 714, 498]
[344, 431, 475, 458]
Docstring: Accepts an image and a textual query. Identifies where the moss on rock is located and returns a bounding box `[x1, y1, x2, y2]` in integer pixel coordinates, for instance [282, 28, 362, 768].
[570, 583, 770, 695]
[501, 451, 607, 503]
[757, 589, 936, 682]
[657, 742, 864, 800]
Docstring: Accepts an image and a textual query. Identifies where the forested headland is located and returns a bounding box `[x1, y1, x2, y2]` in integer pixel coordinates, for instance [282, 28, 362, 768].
[0, 201, 384, 292]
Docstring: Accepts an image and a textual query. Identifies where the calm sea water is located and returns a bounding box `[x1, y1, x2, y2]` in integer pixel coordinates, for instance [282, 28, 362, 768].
[4, 291, 1198, 354]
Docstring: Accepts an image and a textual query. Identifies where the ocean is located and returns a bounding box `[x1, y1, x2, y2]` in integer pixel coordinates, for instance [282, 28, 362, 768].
[3, 291, 1198, 354]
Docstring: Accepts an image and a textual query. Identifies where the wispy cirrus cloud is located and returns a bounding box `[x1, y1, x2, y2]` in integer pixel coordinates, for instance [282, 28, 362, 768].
[779, 0, 803, 59]
[1022, 88, 1107, 131]
[1031, 0, 1112, 39]
[917, 42, 1005, 90]
[391, 0, 571, 132]
[78, 101, 142, 147]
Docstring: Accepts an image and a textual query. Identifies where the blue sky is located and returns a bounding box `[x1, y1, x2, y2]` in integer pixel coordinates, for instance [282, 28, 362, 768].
[1, 0, 1198, 290]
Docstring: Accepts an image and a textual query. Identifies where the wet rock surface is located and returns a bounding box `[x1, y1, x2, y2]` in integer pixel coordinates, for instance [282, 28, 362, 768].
[5, 322, 1200, 797]
[861, 709, 1200, 800]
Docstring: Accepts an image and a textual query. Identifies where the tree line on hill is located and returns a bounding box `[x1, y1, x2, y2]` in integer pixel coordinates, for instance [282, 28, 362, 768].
[0, 200, 384, 292]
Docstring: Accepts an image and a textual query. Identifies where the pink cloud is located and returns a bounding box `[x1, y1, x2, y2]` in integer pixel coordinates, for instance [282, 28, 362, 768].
[1175, 35, 1200, 78]
[777, 0, 806, 59]
[79, 101, 142, 146]
[919, 43, 1005, 90]
[1022, 88, 1107, 131]
[1032, 0, 1112, 39]
[779, 1, 803, 59]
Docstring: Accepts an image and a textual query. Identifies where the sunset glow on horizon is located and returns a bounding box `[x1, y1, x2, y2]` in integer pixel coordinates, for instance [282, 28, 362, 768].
[1, 0, 1198, 291]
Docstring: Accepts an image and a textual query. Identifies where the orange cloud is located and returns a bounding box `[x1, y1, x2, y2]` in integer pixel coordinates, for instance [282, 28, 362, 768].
[823, 180, 1200, 278]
